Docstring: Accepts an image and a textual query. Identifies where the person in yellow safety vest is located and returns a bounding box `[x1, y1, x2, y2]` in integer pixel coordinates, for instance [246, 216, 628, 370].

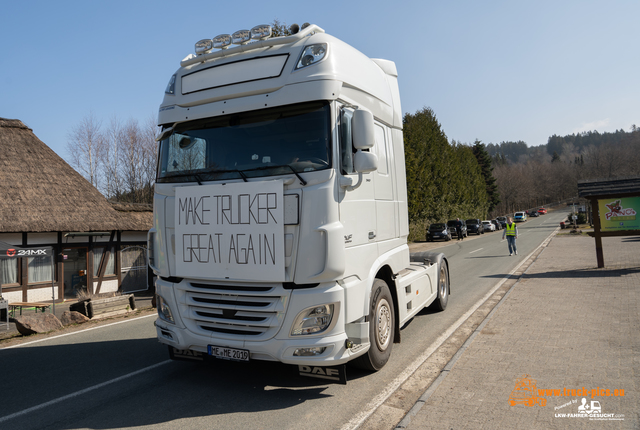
[502, 216, 518, 256]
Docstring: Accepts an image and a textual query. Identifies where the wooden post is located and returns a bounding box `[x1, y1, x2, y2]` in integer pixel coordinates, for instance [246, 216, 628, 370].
[95, 231, 116, 295]
[590, 197, 604, 268]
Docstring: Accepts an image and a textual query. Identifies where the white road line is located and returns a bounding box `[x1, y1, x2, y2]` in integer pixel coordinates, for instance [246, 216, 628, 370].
[1, 313, 157, 350]
[0, 360, 172, 424]
[340, 229, 558, 430]
[469, 248, 483, 254]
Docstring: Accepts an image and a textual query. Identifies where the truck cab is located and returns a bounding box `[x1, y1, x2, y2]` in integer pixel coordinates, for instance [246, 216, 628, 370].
[149, 24, 449, 378]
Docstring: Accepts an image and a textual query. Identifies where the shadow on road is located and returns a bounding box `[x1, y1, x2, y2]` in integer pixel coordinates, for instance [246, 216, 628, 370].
[1, 335, 376, 430]
[481, 267, 640, 280]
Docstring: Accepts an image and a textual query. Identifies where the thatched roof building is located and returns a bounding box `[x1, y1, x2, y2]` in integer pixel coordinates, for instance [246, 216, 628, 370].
[0, 118, 150, 232]
[0, 118, 152, 303]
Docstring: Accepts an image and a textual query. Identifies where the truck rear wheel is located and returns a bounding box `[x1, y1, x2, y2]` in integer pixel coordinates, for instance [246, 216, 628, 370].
[352, 279, 394, 371]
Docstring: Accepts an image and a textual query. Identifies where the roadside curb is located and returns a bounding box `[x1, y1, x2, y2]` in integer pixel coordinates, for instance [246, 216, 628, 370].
[355, 229, 558, 430]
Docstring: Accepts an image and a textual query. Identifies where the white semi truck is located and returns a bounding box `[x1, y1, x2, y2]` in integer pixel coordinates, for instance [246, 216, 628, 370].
[149, 23, 450, 382]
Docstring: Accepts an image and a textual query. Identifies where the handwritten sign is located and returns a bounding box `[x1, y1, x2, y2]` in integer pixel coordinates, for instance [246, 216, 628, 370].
[175, 181, 285, 281]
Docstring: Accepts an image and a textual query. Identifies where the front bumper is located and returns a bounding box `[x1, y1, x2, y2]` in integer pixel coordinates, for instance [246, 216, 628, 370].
[154, 278, 369, 366]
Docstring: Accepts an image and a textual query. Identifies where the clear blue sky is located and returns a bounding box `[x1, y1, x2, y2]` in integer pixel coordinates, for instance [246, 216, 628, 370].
[1, 0, 638, 160]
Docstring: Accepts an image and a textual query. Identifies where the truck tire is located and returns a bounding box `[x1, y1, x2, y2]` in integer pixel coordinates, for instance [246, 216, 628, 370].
[431, 255, 449, 312]
[352, 279, 394, 371]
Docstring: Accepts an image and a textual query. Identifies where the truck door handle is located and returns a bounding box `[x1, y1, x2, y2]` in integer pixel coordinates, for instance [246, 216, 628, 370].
[369, 231, 376, 239]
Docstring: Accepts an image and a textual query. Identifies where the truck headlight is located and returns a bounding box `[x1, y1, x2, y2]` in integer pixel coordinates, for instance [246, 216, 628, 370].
[156, 295, 175, 324]
[165, 74, 176, 95]
[291, 304, 335, 336]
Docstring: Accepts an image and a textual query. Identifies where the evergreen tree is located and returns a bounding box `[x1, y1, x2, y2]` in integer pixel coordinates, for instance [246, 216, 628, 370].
[472, 140, 500, 213]
[403, 108, 453, 222]
[403, 108, 489, 226]
[270, 19, 294, 36]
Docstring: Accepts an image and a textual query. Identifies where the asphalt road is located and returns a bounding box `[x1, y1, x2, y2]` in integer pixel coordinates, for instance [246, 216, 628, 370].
[0, 211, 568, 430]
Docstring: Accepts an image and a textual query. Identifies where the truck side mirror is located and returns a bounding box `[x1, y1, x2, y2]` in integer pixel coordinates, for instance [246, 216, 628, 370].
[352, 109, 374, 150]
[354, 150, 378, 173]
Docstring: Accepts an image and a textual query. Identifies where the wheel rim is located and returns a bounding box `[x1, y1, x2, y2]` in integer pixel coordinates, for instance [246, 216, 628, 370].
[375, 298, 392, 351]
[439, 265, 447, 297]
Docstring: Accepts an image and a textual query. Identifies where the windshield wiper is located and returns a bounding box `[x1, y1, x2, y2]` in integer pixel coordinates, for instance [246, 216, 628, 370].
[199, 168, 248, 182]
[240, 164, 307, 186]
[193, 173, 203, 185]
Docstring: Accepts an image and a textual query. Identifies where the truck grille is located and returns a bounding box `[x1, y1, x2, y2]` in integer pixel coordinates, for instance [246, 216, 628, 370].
[182, 282, 288, 340]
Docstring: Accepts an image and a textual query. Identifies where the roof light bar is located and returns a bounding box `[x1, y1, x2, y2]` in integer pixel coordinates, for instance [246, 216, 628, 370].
[212, 34, 232, 49]
[184, 24, 325, 67]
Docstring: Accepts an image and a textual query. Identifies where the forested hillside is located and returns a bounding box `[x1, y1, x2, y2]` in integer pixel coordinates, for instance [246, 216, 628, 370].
[486, 126, 640, 216]
[404, 111, 640, 240]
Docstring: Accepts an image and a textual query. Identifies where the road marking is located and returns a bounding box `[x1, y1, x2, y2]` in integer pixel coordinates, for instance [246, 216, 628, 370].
[340, 228, 559, 430]
[1, 313, 157, 350]
[469, 248, 483, 254]
[0, 360, 172, 424]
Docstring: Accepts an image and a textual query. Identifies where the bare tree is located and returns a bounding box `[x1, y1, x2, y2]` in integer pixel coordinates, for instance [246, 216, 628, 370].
[102, 115, 123, 199]
[119, 118, 145, 202]
[140, 114, 159, 203]
[66, 112, 104, 189]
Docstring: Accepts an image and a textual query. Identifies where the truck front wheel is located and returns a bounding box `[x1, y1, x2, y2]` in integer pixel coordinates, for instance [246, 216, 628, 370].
[431, 257, 449, 311]
[352, 279, 394, 371]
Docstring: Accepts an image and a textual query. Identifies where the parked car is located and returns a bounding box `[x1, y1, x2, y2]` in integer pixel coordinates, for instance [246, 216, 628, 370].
[482, 220, 496, 232]
[528, 210, 539, 217]
[491, 219, 502, 230]
[538, 207, 547, 215]
[426, 223, 452, 242]
[514, 212, 527, 222]
[447, 219, 468, 238]
[466, 219, 485, 235]
[496, 216, 507, 228]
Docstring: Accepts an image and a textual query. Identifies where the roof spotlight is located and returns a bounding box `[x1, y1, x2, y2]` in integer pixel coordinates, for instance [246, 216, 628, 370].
[195, 39, 214, 55]
[251, 25, 272, 40]
[232, 29, 251, 45]
[212, 34, 232, 49]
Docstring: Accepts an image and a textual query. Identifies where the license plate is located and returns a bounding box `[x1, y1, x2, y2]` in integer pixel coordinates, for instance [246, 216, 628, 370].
[208, 345, 250, 362]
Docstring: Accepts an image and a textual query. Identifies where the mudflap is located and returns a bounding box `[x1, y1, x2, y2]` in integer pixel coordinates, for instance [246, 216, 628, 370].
[168, 346, 206, 362]
[298, 364, 347, 385]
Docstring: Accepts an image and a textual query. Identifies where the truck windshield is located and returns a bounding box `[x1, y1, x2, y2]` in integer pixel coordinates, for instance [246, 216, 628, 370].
[157, 101, 331, 183]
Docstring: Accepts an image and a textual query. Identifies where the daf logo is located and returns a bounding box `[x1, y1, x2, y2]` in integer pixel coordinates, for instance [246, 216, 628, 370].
[299, 365, 340, 377]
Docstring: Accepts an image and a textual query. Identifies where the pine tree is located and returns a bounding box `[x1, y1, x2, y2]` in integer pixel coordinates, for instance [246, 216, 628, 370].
[472, 140, 500, 213]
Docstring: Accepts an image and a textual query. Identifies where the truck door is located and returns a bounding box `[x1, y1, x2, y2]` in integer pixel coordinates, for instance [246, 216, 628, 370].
[338, 107, 376, 248]
[372, 123, 395, 242]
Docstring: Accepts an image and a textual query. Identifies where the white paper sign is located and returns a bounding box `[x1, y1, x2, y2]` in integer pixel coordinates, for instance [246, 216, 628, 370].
[175, 181, 285, 281]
